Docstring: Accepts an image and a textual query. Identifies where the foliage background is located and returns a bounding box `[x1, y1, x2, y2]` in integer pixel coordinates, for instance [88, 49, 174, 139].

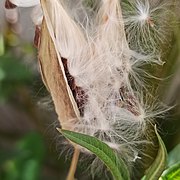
[0, 0, 179, 179]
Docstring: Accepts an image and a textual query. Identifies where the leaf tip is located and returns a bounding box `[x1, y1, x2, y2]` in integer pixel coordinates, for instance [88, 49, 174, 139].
[56, 127, 62, 133]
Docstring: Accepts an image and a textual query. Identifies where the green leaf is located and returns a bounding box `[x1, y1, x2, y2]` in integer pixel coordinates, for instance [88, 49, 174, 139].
[143, 125, 167, 180]
[168, 144, 180, 167]
[59, 129, 130, 180]
[161, 162, 180, 180]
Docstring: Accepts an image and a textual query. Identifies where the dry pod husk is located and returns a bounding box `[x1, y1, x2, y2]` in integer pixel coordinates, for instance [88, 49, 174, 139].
[5, 0, 176, 179]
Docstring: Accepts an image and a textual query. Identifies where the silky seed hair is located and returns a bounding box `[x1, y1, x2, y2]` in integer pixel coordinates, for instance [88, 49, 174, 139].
[39, 0, 165, 159]
[6, 0, 175, 177]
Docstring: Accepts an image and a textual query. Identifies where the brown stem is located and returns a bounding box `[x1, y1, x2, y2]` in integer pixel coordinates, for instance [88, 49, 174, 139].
[66, 147, 80, 180]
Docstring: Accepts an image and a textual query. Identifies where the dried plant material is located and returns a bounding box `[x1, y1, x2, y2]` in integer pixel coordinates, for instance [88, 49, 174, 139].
[38, 22, 81, 178]
[38, 20, 79, 130]
[38, 0, 169, 163]
[6, 0, 177, 179]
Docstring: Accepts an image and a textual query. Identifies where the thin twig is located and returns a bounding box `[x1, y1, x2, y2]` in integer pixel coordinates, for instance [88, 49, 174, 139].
[66, 147, 80, 180]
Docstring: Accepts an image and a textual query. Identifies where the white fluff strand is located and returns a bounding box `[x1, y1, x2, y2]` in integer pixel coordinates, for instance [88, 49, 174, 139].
[8, 0, 175, 177]
[40, 1, 158, 164]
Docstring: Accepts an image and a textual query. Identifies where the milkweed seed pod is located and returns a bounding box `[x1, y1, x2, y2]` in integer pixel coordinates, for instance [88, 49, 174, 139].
[5, 0, 176, 179]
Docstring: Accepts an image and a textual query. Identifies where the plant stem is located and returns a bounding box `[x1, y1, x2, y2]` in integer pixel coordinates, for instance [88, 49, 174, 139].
[66, 147, 80, 180]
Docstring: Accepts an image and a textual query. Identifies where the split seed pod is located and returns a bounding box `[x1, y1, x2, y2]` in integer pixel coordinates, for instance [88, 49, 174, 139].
[38, 19, 80, 131]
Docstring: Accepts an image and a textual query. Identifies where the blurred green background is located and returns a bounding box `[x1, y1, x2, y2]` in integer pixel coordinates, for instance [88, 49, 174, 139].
[0, 1, 180, 180]
[0, 28, 70, 180]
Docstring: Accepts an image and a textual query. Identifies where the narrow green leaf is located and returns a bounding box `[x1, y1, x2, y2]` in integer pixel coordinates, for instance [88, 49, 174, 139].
[168, 144, 180, 166]
[59, 128, 130, 180]
[162, 162, 180, 180]
[144, 125, 167, 180]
